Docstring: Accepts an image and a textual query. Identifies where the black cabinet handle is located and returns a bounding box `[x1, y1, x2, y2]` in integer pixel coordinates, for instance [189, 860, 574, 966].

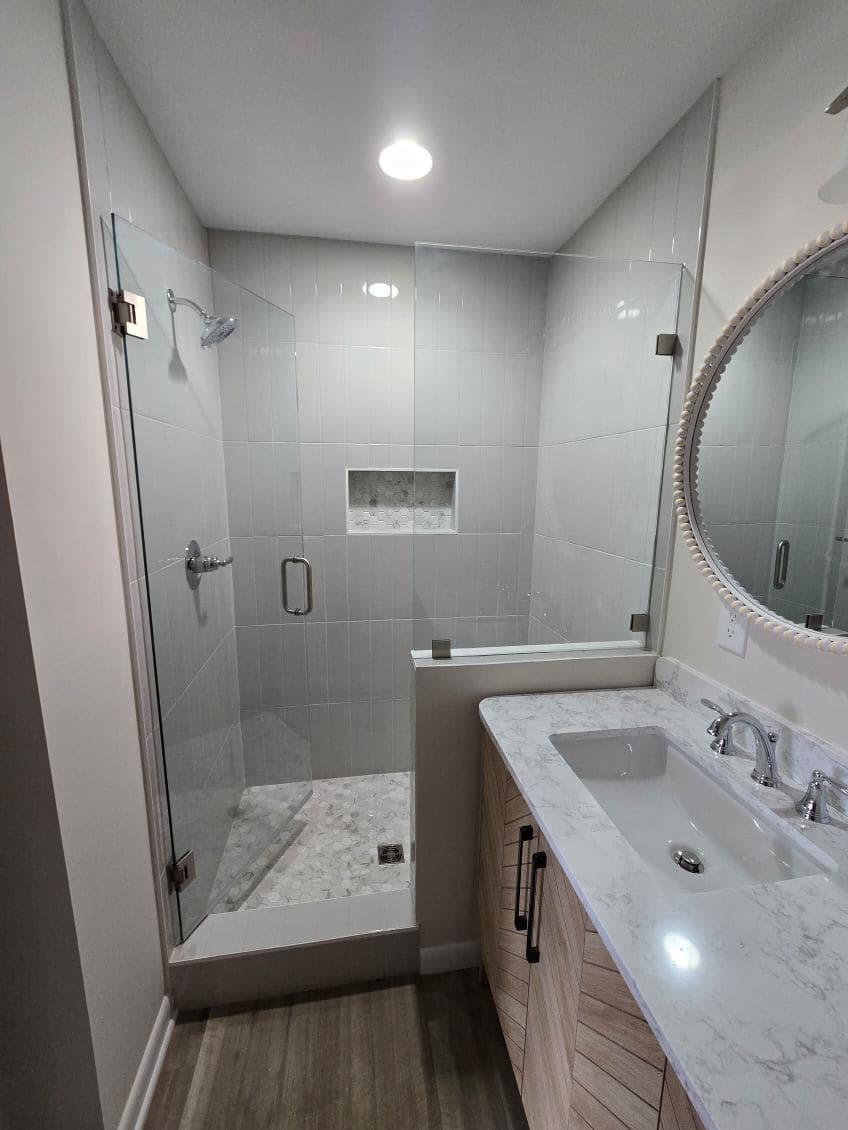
[514, 825, 533, 930]
[526, 850, 547, 963]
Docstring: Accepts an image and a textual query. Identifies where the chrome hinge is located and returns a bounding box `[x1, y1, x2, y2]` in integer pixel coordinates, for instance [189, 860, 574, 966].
[168, 850, 196, 893]
[630, 612, 650, 633]
[110, 288, 148, 340]
[655, 333, 678, 357]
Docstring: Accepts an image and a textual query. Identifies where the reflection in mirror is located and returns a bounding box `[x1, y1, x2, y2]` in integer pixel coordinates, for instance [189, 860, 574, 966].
[694, 247, 848, 635]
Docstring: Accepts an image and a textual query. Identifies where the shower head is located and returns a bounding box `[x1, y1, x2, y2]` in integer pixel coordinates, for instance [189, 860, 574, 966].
[166, 288, 238, 348]
[200, 314, 239, 348]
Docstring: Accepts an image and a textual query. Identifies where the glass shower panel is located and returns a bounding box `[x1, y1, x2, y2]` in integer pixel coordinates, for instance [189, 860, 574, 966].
[413, 244, 682, 653]
[112, 217, 312, 939]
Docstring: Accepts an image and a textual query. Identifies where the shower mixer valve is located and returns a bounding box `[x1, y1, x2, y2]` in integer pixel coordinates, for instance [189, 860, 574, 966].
[185, 539, 233, 588]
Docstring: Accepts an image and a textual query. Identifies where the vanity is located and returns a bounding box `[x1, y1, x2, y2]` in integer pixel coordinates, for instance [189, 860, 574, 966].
[477, 663, 848, 1130]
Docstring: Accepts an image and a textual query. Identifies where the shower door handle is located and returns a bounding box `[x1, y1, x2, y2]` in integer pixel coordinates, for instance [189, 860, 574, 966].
[773, 539, 790, 590]
[281, 555, 314, 616]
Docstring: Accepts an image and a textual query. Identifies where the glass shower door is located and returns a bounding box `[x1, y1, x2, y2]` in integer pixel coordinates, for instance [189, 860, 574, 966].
[112, 217, 312, 939]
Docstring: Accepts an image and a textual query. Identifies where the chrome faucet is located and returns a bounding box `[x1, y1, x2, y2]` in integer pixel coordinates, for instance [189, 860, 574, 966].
[795, 770, 848, 824]
[701, 699, 780, 787]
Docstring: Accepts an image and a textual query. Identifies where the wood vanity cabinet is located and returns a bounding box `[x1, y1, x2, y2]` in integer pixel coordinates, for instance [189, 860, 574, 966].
[478, 732, 706, 1130]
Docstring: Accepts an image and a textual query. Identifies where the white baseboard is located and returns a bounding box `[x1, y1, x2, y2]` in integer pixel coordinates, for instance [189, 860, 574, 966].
[419, 940, 480, 976]
[117, 995, 175, 1130]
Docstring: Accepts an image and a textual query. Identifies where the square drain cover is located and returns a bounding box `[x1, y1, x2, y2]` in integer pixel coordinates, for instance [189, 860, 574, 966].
[377, 843, 405, 865]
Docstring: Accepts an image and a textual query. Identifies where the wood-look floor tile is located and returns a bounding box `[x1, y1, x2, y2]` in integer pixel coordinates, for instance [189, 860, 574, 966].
[145, 971, 526, 1130]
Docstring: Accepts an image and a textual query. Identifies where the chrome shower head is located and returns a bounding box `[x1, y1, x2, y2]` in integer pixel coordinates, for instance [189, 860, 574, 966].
[166, 288, 238, 348]
[200, 314, 238, 347]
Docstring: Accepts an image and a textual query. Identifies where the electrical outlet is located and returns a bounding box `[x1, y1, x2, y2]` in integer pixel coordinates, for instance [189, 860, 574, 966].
[716, 604, 748, 656]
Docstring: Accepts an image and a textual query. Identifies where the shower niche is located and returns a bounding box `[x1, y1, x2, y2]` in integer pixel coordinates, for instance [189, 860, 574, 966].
[347, 468, 457, 533]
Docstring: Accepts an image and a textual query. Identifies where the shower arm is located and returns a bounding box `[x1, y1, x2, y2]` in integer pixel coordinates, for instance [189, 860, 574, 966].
[166, 289, 210, 320]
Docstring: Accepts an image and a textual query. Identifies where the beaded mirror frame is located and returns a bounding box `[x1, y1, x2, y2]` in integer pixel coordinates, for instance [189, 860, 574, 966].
[675, 221, 848, 654]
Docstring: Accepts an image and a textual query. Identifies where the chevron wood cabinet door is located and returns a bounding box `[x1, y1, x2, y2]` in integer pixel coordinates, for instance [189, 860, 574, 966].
[478, 732, 538, 1088]
[478, 729, 706, 1130]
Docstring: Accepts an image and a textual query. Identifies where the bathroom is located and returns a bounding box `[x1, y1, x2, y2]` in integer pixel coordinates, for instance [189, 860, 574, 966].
[4, 0, 848, 1126]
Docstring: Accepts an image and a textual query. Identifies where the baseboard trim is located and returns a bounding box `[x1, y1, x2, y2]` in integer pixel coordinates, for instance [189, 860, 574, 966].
[117, 995, 174, 1130]
[419, 940, 480, 976]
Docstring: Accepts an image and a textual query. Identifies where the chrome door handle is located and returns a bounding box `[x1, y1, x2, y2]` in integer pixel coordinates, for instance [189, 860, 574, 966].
[773, 539, 789, 590]
[281, 555, 314, 616]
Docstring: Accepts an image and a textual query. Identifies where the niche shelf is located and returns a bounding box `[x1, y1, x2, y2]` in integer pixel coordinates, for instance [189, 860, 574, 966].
[347, 468, 456, 533]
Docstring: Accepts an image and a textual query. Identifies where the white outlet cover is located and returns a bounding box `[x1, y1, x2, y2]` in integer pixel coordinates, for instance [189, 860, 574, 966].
[716, 604, 748, 657]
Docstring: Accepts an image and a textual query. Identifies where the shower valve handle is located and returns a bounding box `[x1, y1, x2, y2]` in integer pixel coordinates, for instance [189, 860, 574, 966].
[184, 539, 233, 588]
[187, 552, 233, 574]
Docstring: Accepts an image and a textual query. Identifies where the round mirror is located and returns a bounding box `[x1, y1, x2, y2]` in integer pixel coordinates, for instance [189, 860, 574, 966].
[676, 223, 848, 652]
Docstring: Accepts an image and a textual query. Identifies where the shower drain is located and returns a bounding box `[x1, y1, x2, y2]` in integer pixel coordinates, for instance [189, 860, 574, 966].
[377, 843, 405, 865]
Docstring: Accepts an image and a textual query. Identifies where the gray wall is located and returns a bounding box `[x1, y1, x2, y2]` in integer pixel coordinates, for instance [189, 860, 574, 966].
[208, 233, 549, 778]
[209, 231, 416, 779]
[412, 246, 548, 650]
[530, 256, 681, 644]
[1, 1, 165, 1124]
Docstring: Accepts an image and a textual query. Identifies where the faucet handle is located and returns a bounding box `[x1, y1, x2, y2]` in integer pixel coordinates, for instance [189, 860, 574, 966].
[796, 769, 848, 824]
[701, 698, 729, 740]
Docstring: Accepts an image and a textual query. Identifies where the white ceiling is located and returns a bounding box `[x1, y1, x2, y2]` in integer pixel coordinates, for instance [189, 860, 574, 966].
[85, 0, 787, 251]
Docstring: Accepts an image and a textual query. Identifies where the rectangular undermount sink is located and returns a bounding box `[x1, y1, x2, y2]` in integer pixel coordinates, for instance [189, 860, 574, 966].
[551, 727, 829, 893]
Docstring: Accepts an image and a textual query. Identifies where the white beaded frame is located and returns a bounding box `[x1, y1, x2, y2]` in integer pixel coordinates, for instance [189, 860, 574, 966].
[675, 220, 848, 654]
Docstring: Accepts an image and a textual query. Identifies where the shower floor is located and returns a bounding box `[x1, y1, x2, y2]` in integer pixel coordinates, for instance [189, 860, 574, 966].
[212, 771, 412, 913]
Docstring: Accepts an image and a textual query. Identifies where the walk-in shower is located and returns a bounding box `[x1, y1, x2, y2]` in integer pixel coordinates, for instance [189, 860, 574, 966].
[114, 216, 681, 951]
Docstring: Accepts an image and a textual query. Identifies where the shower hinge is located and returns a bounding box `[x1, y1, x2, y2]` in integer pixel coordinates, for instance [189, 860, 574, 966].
[110, 288, 148, 340]
[655, 333, 678, 357]
[630, 612, 650, 633]
[168, 849, 196, 894]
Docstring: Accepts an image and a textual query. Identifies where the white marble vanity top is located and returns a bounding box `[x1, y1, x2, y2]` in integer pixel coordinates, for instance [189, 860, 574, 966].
[480, 662, 848, 1130]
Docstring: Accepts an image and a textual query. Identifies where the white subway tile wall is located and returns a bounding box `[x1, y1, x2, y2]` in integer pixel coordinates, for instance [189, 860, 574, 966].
[412, 246, 549, 651]
[530, 87, 716, 647]
[209, 233, 418, 779]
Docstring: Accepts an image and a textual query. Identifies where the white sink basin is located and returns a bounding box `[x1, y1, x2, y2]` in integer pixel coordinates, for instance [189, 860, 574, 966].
[551, 727, 829, 892]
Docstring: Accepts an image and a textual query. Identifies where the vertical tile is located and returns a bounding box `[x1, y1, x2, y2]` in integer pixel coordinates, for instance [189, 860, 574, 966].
[347, 534, 371, 620]
[258, 624, 285, 707]
[348, 620, 372, 700]
[224, 442, 253, 536]
[326, 621, 351, 702]
[248, 442, 276, 534]
[349, 700, 372, 776]
[305, 621, 328, 703]
[370, 619, 394, 700]
[235, 626, 261, 709]
[328, 702, 352, 777]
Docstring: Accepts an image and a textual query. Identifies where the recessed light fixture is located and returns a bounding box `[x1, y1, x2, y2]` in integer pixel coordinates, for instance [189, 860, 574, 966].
[378, 139, 433, 181]
[362, 282, 399, 299]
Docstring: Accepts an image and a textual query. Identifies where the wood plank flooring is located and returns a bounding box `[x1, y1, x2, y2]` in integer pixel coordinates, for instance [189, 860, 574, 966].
[146, 970, 529, 1130]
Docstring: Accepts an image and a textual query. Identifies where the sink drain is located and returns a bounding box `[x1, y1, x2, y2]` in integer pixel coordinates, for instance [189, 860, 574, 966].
[672, 846, 704, 874]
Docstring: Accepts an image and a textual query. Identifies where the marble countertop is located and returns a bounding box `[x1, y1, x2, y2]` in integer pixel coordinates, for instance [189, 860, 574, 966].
[480, 673, 848, 1130]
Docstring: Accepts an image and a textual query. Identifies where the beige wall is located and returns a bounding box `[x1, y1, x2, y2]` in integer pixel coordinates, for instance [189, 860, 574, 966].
[0, 0, 165, 1125]
[414, 650, 656, 953]
[663, 0, 848, 748]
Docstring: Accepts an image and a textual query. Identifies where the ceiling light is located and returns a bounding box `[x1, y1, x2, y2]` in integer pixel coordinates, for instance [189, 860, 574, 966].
[378, 139, 433, 181]
[362, 282, 399, 299]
